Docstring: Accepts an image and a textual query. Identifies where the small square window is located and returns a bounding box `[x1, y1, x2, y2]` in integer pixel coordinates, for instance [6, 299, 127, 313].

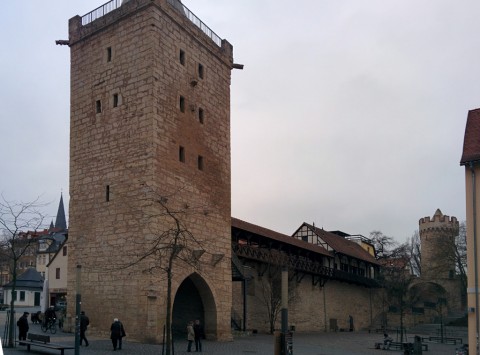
[96, 100, 102, 113]
[198, 63, 204, 79]
[179, 146, 185, 162]
[179, 96, 185, 113]
[113, 93, 119, 108]
[198, 155, 204, 171]
[107, 47, 112, 62]
[198, 108, 204, 124]
[179, 49, 185, 65]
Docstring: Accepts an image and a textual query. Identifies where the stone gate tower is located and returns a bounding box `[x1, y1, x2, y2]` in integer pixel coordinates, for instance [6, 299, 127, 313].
[66, 0, 234, 342]
[419, 209, 459, 280]
[419, 209, 463, 313]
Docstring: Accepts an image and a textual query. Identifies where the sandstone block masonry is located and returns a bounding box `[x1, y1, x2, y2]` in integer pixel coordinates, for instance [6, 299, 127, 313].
[233, 273, 382, 333]
[67, 0, 234, 342]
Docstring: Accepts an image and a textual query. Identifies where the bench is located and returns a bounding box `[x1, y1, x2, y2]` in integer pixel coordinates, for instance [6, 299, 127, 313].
[379, 341, 428, 351]
[18, 333, 74, 355]
[424, 336, 462, 345]
[389, 342, 403, 350]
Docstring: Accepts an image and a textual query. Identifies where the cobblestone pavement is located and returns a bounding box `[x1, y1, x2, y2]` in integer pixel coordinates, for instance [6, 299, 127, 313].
[2, 325, 466, 355]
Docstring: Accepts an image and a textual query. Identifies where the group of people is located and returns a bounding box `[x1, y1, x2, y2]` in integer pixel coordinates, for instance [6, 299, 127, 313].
[17, 307, 86, 342]
[186, 319, 205, 352]
[17, 307, 126, 351]
[77, 312, 128, 351]
[18, 310, 211, 352]
[17, 307, 57, 342]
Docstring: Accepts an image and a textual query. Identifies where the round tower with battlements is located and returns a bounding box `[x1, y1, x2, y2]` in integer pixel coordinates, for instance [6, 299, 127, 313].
[419, 209, 459, 280]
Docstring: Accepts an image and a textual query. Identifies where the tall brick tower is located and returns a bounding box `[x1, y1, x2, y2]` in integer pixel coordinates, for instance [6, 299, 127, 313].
[66, 0, 234, 342]
[419, 209, 459, 280]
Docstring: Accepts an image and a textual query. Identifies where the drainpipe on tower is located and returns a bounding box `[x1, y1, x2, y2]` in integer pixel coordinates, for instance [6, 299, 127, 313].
[470, 162, 479, 355]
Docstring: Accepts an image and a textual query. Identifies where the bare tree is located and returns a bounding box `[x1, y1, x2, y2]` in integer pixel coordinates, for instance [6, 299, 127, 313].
[379, 242, 415, 342]
[251, 249, 297, 334]
[0, 195, 45, 347]
[454, 222, 467, 293]
[258, 267, 282, 334]
[370, 230, 417, 338]
[121, 192, 207, 355]
[369, 230, 398, 260]
[408, 230, 421, 276]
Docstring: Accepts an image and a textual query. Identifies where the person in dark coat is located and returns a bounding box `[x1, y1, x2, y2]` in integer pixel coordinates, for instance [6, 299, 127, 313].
[118, 319, 126, 350]
[17, 312, 29, 342]
[80, 311, 90, 346]
[193, 319, 205, 352]
[110, 318, 125, 351]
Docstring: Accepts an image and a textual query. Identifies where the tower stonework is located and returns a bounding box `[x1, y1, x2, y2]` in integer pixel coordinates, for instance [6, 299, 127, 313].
[419, 209, 459, 280]
[67, 0, 234, 342]
[418, 209, 463, 314]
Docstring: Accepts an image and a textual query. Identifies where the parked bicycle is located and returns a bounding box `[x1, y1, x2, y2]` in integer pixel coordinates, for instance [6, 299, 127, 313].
[41, 317, 57, 334]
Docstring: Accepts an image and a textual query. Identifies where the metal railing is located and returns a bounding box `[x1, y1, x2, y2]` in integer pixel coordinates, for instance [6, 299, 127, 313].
[82, 0, 122, 26]
[81, 0, 222, 47]
[167, 0, 222, 47]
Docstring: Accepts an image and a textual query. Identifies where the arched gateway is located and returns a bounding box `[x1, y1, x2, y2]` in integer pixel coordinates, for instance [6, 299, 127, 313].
[172, 273, 216, 338]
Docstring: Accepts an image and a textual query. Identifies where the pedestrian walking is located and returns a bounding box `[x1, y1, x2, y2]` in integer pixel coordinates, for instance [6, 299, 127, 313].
[110, 318, 125, 351]
[80, 311, 90, 346]
[194, 319, 205, 352]
[187, 321, 195, 352]
[118, 319, 126, 350]
[348, 315, 355, 331]
[17, 312, 29, 342]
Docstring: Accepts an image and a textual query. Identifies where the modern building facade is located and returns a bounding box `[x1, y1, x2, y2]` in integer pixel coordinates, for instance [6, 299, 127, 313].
[460, 108, 480, 355]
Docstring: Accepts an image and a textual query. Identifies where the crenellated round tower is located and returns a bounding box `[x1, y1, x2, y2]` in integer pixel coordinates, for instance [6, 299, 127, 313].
[419, 209, 459, 280]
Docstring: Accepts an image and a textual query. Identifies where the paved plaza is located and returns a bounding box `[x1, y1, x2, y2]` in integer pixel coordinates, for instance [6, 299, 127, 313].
[1, 320, 467, 355]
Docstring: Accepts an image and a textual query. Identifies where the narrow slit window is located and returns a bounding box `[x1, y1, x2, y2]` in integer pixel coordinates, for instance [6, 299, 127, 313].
[198, 108, 204, 124]
[107, 47, 112, 62]
[198, 63, 204, 79]
[113, 93, 119, 108]
[179, 96, 185, 113]
[198, 155, 204, 171]
[106, 185, 110, 202]
[96, 100, 102, 113]
[179, 146, 185, 163]
[179, 49, 185, 65]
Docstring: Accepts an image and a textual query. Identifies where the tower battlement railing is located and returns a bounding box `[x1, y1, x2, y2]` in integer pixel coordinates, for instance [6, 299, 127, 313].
[166, 0, 222, 47]
[81, 0, 222, 47]
[82, 0, 122, 25]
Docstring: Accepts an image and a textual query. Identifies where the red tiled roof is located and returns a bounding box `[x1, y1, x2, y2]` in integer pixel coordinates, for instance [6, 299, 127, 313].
[307, 224, 380, 265]
[460, 108, 480, 165]
[231, 217, 332, 257]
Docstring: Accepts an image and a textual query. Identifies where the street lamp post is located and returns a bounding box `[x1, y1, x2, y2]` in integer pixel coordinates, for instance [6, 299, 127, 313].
[281, 267, 288, 355]
[75, 265, 82, 355]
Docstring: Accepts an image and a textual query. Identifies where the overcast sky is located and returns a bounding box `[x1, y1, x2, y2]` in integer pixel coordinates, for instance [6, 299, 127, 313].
[1, 0, 479, 242]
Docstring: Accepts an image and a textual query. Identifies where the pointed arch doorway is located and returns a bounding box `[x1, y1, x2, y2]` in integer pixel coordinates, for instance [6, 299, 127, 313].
[172, 273, 217, 339]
